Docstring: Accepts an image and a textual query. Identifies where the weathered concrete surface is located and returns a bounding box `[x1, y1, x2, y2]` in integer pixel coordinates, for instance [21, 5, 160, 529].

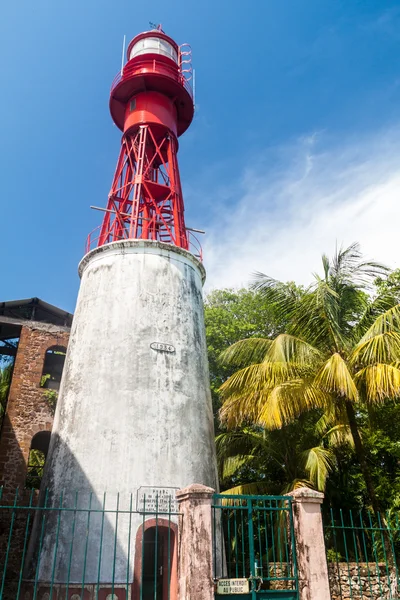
[177, 484, 214, 600]
[288, 487, 331, 600]
[34, 240, 218, 584]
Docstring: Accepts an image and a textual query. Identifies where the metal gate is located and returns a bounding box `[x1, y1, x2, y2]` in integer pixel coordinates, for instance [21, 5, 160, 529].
[212, 494, 299, 599]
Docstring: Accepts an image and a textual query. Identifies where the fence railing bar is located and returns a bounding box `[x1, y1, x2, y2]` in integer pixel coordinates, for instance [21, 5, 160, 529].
[240, 507, 245, 578]
[270, 509, 277, 578]
[96, 491, 106, 598]
[367, 509, 385, 598]
[16, 488, 35, 600]
[357, 510, 374, 599]
[49, 491, 64, 600]
[0, 487, 19, 600]
[154, 494, 159, 600]
[167, 496, 171, 600]
[349, 508, 364, 598]
[140, 495, 146, 600]
[339, 508, 354, 600]
[126, 493, 133, 600]
[80, 492, 93, 600]
[0, 504, 179, 515]
[256, 506, 263, 578]
[111, 492, 120, 599]
[234, 506, 239, 578]
[65, 490, 78, 600]
[376, 511, 393, 598]
[33, 488, 49, 600]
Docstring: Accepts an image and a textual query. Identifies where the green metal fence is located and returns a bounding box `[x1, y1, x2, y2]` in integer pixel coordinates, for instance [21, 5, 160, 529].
[212, 494, 298, 599]
[324, 507, 400, 600]
[0, 487, 179, 600]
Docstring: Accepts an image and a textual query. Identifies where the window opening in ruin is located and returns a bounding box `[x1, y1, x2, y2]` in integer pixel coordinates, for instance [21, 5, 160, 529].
[0, 334, 20, 432]
[26, 431, 51, 489]
[40, 346, 67, 390]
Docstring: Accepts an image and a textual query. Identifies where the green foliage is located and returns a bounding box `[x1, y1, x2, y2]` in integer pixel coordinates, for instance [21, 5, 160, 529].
[216, 414, 337, 495]
[40, 373, 51, 388]
[210, 244, 400, 512]
[26, 449, 46, 489]
[204, 287, 301, 424]
[0, 363, 13, 419]
[43, 389, 58, 415]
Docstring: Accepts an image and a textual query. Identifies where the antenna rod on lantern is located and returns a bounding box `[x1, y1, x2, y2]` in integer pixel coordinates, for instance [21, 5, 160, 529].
[120, 34, 126, 75]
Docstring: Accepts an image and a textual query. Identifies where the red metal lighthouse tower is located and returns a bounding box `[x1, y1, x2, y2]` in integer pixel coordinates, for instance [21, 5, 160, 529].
[88, 26, 194, 252]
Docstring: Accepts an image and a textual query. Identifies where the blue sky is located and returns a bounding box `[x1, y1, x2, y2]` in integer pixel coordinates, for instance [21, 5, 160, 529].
[2, 0, 400, 313]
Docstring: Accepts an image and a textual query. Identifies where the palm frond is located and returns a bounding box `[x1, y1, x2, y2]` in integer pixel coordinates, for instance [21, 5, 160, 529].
[291, 281, 344, 351]
[357, 304, 400, 340]
[221, 455, 254, 480]
[281, 479, 313, 494]
[264, 333, 322, 366]
[219, 338, 272, 367]
[220, 361, 298, 395]
[251, 274, 300, 323]
[350, 332, 400, 366]
[221, 482, 273, 497]
[355, 364, 400, 403]
[353, 294, 400, 342]
[330, 242, 389, 289]
[215, 429, 265, 459]
[314, 353, 358, 401]
[314, 410, 338, 437]
[301, 446, 335, 491]
[257, 380, 328, 430]
[323, 424, 354, 448]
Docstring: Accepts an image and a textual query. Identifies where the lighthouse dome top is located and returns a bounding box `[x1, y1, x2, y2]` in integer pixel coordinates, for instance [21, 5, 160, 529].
[127, 29, 179, 64]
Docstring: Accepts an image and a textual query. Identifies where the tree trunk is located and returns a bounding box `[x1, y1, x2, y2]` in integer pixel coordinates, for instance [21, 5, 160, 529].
[345, 401, 394, 564]
[344, 400, 381, 515]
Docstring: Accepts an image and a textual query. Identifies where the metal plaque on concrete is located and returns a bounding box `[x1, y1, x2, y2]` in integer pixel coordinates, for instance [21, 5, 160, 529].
[150, 342, 175, 353]
[137, 486, 178, 513]
[216, 579, 250, 595]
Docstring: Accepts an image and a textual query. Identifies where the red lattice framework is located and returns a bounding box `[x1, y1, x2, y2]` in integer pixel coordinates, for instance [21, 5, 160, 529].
[98, 124, 188, 250]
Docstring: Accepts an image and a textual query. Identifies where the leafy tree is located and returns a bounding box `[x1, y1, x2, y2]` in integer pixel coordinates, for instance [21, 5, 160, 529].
[204, 287, 302, 419]
[216, 416, 342, 495]
[219, 243, 400, 514]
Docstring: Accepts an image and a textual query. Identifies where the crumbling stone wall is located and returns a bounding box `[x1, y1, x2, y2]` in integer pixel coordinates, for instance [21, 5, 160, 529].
[0, 323, 69, 496]
[328, 562, 398, 599]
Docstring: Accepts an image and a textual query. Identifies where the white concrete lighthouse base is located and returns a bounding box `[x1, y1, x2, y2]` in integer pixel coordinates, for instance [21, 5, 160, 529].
[29, 240, 218, 586]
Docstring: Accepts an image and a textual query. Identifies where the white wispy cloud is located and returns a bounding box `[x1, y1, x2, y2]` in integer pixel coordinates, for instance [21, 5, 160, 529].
[202, 127, 400, 290]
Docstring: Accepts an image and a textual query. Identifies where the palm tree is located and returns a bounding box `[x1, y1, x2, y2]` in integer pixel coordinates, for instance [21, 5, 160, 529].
[216, 421, 349, 495]
[219, 243, 400, 514]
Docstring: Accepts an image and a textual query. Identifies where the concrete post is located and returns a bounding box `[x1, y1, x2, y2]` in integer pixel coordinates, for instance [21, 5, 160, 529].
[176, 484, 215, 600]
[288, 487, 330, 600]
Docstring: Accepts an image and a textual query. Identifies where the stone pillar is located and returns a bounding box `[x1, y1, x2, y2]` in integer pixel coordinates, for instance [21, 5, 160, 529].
[288, 487, 330, 600]
[176, 484, 214, 600]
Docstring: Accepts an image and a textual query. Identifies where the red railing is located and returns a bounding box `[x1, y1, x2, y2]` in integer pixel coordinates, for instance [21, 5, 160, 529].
[111, 56, 194, 100]
[85, 226, 203, 261]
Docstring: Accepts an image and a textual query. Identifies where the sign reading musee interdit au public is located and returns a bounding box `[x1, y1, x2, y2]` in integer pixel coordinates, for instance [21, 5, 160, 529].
[216, 579, 250, 594]
[137, 486, 179, 513]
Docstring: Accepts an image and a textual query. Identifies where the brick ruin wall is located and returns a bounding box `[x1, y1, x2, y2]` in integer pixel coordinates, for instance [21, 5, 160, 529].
[0, 322, 70, 598]
[0, 323, 69, 495]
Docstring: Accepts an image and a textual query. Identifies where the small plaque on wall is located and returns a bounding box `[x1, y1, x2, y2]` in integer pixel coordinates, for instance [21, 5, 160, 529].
[216, 579, 250, 594]
[137, 486, 178, 513]
[150, 342, 175, 353]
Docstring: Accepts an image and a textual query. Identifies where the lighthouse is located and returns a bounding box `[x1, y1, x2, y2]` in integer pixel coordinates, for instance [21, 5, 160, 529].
[28, 26, 219, 597]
